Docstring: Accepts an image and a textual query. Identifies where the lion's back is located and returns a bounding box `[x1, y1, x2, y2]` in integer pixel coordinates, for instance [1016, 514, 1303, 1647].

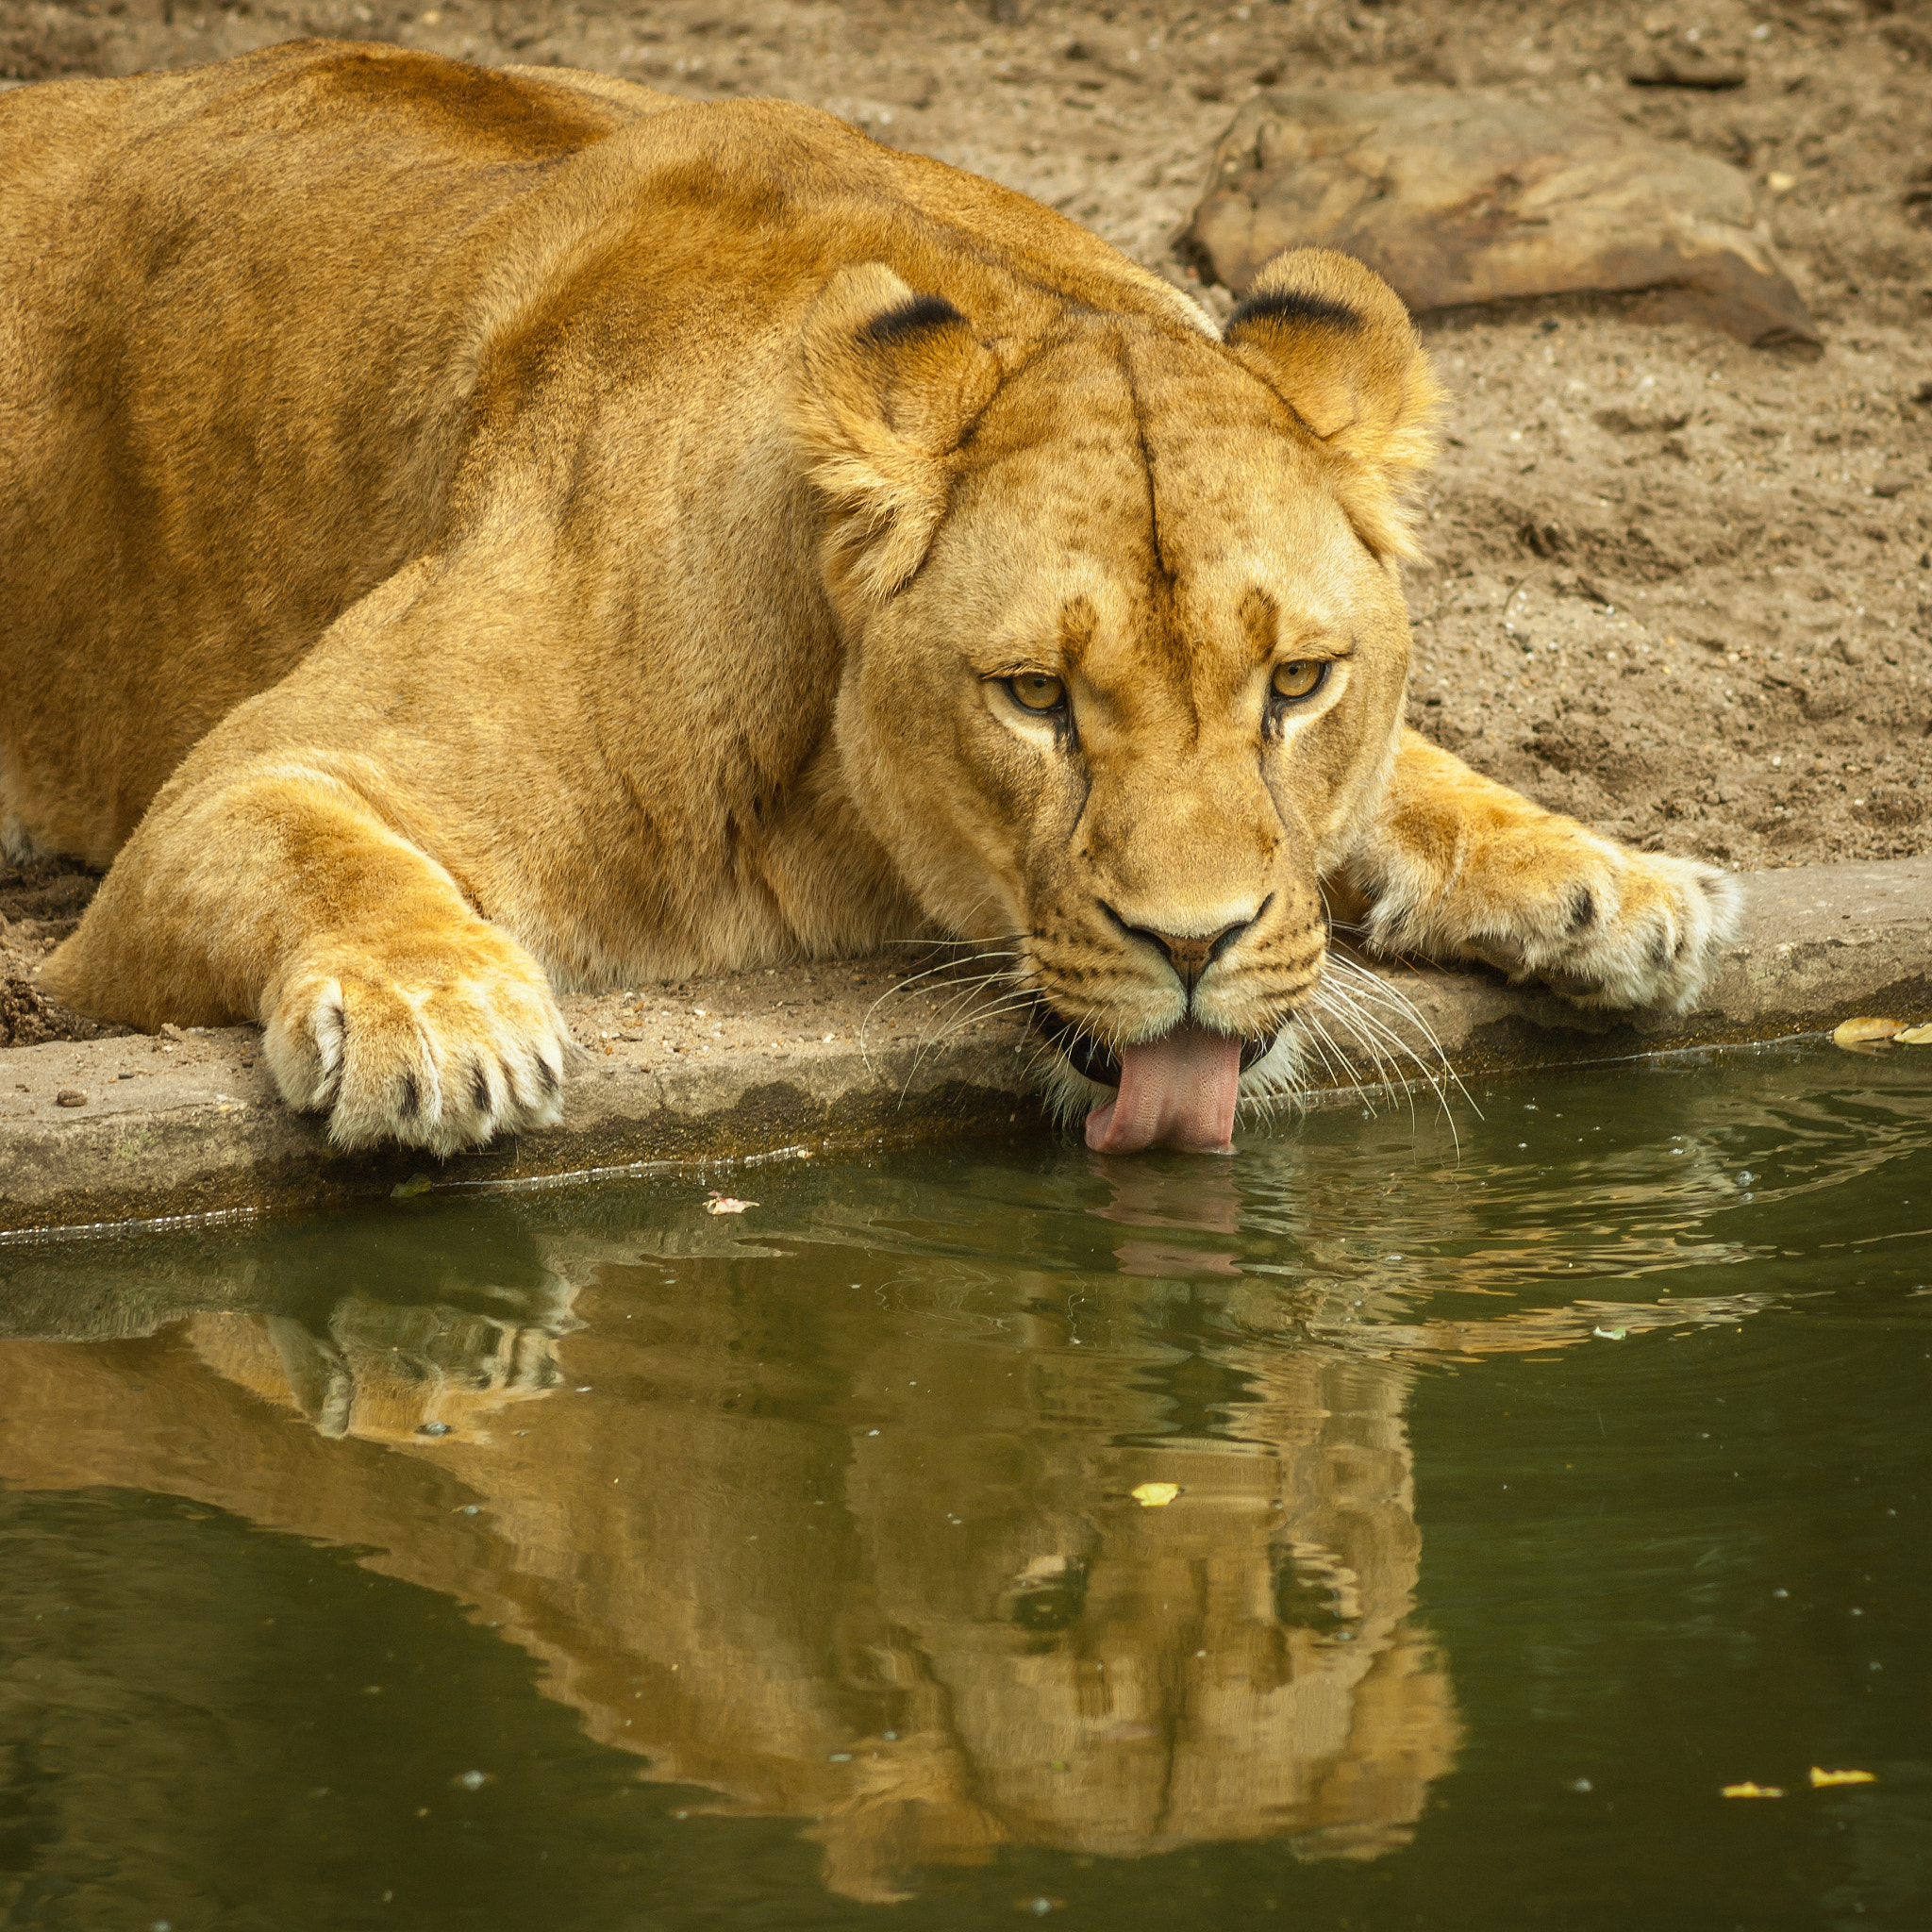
[0, 43, 684, 862]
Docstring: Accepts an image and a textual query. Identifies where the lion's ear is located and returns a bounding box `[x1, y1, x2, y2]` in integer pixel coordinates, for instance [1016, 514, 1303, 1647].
[791, 263, 1002, 603]
[1223, 248, 1442, 559]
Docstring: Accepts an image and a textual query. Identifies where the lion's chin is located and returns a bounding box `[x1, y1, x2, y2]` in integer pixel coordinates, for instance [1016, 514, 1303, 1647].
[1083, 1022, 1246, 1155]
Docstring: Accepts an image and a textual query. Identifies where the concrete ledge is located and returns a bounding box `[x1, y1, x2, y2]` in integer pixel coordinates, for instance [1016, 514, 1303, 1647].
[1, 858, 1925, 1237]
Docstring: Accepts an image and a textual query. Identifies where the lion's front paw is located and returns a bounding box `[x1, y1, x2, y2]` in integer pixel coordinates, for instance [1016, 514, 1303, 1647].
[1369, 836, 1742, 1014]
[262, 926, 572, 1154]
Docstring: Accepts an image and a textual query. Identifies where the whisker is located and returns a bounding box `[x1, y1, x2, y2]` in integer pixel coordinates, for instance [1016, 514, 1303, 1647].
[1324, 985, 1436, 1116]
[1309, 975, 1463, 1158]
[916, 989, 1043, 1050]
[891, 963, 1043, 1102]
[1334, 991, 1462, 1141]
[861, 951, 1024, 1075]
[1314, 985, 1419, 1132]
[908, 989, 1039, 1065]
[1322, 980, 1436, 1103]
[1319, 955, 1474, 1141]
[1294, 1010, 1369, 1112]
[1309, 991, 1403, 1116]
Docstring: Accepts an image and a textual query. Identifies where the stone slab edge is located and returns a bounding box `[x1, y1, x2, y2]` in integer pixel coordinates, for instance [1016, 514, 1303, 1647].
[1, 858, 1924, 1238]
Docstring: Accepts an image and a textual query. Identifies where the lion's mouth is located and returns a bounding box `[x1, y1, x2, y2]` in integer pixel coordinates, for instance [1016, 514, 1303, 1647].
[1034, 1010, 1277, 1156]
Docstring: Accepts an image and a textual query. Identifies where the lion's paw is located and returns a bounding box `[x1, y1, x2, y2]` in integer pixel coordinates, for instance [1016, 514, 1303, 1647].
[1367, 836, 1742, 1014]
[262, 926, 572, 1154]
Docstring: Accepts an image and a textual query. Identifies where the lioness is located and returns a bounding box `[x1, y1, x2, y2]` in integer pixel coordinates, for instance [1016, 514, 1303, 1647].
[0, 41, 1738, 1156]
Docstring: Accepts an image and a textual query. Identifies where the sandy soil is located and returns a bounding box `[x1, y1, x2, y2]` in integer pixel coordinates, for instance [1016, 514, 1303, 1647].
[4, 0, 1928, 1043]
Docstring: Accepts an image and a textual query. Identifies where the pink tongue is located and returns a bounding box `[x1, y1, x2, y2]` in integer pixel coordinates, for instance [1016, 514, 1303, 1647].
[1084, 1023, 1243, 1155]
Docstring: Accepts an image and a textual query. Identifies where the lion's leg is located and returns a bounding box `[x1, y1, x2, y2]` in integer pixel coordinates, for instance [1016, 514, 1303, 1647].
[1332, 727, 1741, 1012]
[42, 762, 571, 1154]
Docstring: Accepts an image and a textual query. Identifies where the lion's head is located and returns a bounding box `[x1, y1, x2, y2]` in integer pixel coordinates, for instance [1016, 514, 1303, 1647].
[791, 248, 1441, 1153]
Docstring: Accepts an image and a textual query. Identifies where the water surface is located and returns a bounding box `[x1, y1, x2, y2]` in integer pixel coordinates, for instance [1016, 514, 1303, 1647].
[1, 1041, 1927, 1929]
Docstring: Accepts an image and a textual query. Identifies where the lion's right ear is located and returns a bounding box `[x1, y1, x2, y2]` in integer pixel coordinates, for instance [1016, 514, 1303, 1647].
[791, 263, 1002, 604]
[1223, 249, 1442, 559]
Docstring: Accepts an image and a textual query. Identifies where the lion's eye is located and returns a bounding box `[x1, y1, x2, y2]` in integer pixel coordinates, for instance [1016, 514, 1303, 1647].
[1272, 659, 1326, 702]
[1008, 673, 1066, 712]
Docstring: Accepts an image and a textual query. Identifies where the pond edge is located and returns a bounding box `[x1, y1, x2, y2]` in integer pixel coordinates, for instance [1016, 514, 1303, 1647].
[1, 857, 1925, 1238]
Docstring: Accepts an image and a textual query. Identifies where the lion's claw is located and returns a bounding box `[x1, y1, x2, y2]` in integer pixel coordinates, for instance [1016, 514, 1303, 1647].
[1445, 848, 1741, 1013]
[1360, 831, 1742, 1015]
[263, 929, 570, 1155]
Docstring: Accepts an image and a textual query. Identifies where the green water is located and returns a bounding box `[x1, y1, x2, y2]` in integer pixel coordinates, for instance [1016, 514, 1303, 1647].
[0, 1041, 1927, 1930]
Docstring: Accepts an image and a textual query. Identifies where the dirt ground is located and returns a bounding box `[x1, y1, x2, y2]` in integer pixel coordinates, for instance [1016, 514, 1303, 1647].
[4, 0, 1929, 1044]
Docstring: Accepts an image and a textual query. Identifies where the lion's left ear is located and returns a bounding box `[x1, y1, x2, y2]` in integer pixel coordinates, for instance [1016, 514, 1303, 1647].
[1223, 248, 1442, 559]
[791, 263, 1002, 603]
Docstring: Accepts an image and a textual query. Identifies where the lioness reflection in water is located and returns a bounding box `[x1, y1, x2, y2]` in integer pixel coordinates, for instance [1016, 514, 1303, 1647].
[0, 1159, 1760, 1903]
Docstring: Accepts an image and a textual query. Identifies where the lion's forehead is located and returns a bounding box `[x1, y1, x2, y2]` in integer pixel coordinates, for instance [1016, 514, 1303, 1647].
[964, 337, 1382, 675]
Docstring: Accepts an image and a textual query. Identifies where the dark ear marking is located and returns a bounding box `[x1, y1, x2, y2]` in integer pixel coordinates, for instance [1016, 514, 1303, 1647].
[1227, 287, 1363, 335]
[860, 292, 967, 347]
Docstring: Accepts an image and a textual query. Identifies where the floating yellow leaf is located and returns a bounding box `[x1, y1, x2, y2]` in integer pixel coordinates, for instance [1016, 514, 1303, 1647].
[1721, 1781, 1784, 1798]
[1833, 1017, 1905, 1048]
[1130, 1482, 1180, 1508]
[1808, 1767, 1876, 1788]
[391, 1174, 432, 1199]
[1895, 1024, 1932, 1046]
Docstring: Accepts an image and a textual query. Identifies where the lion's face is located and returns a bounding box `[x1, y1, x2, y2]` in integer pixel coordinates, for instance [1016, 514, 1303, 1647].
[794, 251, 1441, 1149]
[849, 334, 1412, 1048]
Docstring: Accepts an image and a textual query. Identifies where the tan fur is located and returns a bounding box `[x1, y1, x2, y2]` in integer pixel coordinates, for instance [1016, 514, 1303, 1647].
[0, 42, 1739, 1153]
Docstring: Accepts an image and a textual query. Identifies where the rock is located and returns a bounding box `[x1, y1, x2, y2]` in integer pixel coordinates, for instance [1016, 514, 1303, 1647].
[1182, 90, 1819, 349]
[1625, 51, 1747, 91]
[55, 1089, 87, 1107]
[1593, 406, 1691, 435]
[1872, 473, 1916, 499]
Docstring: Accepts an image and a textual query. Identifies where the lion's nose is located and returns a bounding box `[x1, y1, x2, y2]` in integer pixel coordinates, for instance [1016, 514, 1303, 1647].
[1107, 906, 1261, 995]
